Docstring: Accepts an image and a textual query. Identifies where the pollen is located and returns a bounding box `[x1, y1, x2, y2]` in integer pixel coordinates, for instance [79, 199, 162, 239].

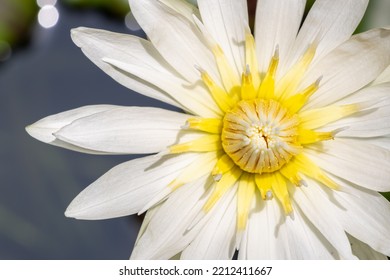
[221, 99, 301, 174]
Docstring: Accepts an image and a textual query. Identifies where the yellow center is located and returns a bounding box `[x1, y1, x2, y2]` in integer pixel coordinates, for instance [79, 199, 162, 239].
[221, 99, 300, 173]
[165, 30, 364, 232]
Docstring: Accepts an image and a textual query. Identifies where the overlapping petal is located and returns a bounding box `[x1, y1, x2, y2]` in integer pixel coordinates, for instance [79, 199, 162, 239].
[65, 153, 198, 220]
[302, 28, 390, 109]
[255, 0, 305, 76]
[129, 0, 220, 84]
[306, 140, 390, 192]
[198, 0, 248, 79]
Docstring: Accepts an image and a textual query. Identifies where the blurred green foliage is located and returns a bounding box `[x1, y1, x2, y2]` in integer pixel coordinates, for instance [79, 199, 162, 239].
[0, 0, 38, 59]
[62, 0, 130, 17]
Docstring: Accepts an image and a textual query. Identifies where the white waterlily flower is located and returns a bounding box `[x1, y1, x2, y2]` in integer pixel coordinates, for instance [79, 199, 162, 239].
[26, 0, 390, 259]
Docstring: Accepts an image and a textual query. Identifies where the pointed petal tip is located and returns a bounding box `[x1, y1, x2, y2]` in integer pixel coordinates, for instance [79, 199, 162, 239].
[25, 122, 56, 143]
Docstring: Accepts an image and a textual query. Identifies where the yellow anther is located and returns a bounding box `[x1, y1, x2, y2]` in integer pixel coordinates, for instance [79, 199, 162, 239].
[241, 66, 257, 100]
[299, 103, 360, 130]
[245, 31, 260, 88]
[237, 173, 255, 230]
[168, 152, 217, 191]
[254, 173, 272, 200]
[280, 162, 302, 186]
[293, 154, 339, 190]
[212, 45, 241, 93]
[203, 166, 242, 212]
[169, 135, 222, 154]
[276, 43, 317, 100]
[258, 46, 279, 99]
[198, 67, 236, 112]
[185, 117, 222, 134]
[211, 153, 235, 181]
[283, 76, 322, 114]
[298, 128, 334, 145]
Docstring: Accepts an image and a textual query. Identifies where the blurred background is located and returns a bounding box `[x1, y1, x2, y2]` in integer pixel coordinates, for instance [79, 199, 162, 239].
[0, 0, 389, 259]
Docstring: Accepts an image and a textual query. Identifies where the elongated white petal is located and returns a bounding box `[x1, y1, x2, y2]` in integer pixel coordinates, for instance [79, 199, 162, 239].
[103, 58, 221, 117]
[129, 0, 219, 84]
[284, 204, 338, 259]
[255, 0, 305, 76]
[306, 139, 390, 192]
[302, 28, 390, 109]
[197, 0, 248, 78]
[348, 235, 387, 260]
[292, 180, 356, 259]
[321, 180, 390, 256]
[65, 153, 198, 220]
[373, 65, 390, 85]
[54, 106, 193, 154]
[181, 185, 237, 259]
[131, 176, 214, 259]
[26, 105, 121, 154]
[159, 0, 200, 22]
[238, 196, 290, 259]
[71, 27, 180, 108]
[238, 196, 337, 260]
[286, 0, 368, 69]
[324, 83, 390, 137]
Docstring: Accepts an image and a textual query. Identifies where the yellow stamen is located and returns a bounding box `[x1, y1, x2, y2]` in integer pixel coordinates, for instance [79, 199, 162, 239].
[198, 68, 236, 112]
[299, 103, 361, 130]
[237, 173, 255, 230]
[298, 128, 335, 145]
[276, 43, 317, 100]
[212, 45, 241, 93]
[185, 117, 222, 134]
[271, 172, 293, 214]
[241, 66, 257, 100]
[293, 154, 339, 190]
[282, 76, 322, 114]
[203, 166, 242, 212]
[280, 162, 303, 186]
[168, 152, 218, 190]
[258, 46, 279, 99]
[254, 173, 272, 200]
[245, 31, 260, 88]
[169, 135, 222, 154]
[255, 172, 292, 214]
[211, 154, 235, 181]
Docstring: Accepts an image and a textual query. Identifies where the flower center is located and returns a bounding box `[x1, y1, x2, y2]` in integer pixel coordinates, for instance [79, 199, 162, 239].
[221, 99, 301, 174]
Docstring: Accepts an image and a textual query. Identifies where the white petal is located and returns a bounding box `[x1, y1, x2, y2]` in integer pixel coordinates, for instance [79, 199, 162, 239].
[65, 153, 198, 220]
[131, 175, 214, 259]
[129, 0, 220, 84]
[71, 27, 180, 108]
[302, 28, 390, 109]
[284, 204, 338, 259]
[26, 105, 120, 154]
[103, 58, 221, 117]
[364, 136, 390, 150]
[291, 180, 356, 259]
[197, 0, 248, 77]
[238, 196, 290, 259]
[254, 0, 305, 76]
[322, 178, 390, 256]
[348, 235, 387, 260]
[324, 83, 390, 138]
[54, 106, 192, 154]
[306, 139, 390, 192]
[238, 196, 337, 260]
[373, 65, 390, 85]
[286, 0, 368, 69]
[159, 0, 200, 22]
[181, 185, 237, 259]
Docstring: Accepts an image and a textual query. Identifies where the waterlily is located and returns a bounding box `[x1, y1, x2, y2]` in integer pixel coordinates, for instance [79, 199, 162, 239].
[27, 0, 390, 259]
